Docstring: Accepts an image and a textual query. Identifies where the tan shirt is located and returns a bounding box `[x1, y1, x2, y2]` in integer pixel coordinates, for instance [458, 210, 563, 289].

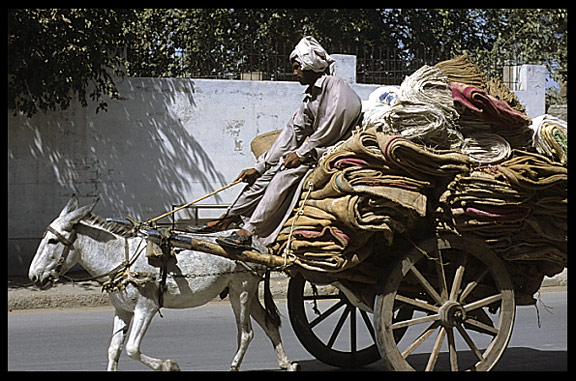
[254, 75, 362, 174]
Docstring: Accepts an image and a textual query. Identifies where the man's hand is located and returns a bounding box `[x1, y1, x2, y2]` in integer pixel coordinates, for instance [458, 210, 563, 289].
[283, 152, 303, 169]
[235, 168, 260, 185]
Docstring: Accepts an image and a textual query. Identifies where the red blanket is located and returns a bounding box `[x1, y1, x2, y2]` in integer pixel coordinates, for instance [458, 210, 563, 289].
[450, 82, 531, 128]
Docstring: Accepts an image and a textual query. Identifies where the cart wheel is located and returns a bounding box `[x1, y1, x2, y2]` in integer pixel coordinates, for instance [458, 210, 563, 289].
[374, 236, 515, 371]
[287, 273, 381, 368]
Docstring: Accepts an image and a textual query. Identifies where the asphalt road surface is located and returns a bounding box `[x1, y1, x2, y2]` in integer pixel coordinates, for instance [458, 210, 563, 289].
[8, 290, 567, 371]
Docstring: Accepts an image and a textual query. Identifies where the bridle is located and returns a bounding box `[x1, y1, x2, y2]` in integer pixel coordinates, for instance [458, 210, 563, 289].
[44, 224, 77, 276]
[42, 222, 145, 283]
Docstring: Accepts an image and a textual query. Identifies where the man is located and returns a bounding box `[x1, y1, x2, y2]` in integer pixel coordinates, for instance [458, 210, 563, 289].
[193, 36, 362, 251]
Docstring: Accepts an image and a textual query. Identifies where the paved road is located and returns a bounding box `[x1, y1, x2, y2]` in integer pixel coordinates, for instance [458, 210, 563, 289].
[8, 291, 566, 371]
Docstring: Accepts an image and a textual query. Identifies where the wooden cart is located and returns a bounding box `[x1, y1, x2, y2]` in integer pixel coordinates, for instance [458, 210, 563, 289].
[159, 221, 526, 372]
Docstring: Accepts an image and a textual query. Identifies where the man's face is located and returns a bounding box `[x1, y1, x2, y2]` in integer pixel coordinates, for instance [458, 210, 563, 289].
[292, 60, 317, 85]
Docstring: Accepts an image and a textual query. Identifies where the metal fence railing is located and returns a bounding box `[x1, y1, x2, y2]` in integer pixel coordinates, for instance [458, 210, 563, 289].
[165, 44, 525, 87]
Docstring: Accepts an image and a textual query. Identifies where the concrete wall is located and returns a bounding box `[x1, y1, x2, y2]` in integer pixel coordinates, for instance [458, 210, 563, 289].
[511, 64, 547, 119]
[7, 57, 548, 276]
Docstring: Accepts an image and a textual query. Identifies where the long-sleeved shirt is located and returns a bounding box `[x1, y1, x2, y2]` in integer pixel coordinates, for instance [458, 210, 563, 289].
[229, 74, 362, 245]
[253, 74, 362, 174]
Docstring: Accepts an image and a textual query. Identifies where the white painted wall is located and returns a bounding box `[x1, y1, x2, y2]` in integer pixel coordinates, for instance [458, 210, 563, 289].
[509, 64, 547, 118]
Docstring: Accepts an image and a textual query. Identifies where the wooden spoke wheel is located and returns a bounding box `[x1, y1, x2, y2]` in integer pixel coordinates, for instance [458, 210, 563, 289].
[287, 273, 382, 368]
[373, 236, 515, 371]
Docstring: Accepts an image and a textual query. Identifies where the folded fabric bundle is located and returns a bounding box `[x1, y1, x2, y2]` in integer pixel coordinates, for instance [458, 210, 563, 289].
[434, 55, 486, 89]
[495, 149, 567, 192]
[274, 217, 374, 272]
[529, 114, 568, 165]
[376, 133, 471, 181]
[498, 241, 567, 267]
[439, 149, 567, 267]
[450, 82, 532, 129]
[352, 195, 422, 238]
[305, 168, 428, 233]
[442, 168, 528, 201]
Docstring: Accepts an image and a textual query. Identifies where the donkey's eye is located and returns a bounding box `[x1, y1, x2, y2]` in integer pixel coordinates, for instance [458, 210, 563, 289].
[47, 238, 59, 245]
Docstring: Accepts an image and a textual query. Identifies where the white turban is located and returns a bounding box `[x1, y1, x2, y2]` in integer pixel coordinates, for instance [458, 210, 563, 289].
[289, 36, 335, 74]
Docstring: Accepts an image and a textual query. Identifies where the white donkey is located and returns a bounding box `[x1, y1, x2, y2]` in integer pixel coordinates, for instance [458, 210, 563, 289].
[28, 197, 298, 371]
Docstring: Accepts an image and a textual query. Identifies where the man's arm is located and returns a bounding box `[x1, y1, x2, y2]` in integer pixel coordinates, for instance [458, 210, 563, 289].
[294, 77, 362, 159]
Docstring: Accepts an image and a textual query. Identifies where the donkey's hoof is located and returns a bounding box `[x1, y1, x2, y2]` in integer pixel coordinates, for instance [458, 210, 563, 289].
[287, 362, 300, 371]
[162, 359, 180, 371]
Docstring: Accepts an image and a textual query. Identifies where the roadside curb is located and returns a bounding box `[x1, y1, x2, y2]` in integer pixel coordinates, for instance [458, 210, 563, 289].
[9, 269, 567, 312]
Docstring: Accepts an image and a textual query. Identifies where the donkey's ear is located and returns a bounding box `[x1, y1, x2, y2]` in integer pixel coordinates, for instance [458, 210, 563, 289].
[58, 196, 78, 217]
[62, 200, 98, 231]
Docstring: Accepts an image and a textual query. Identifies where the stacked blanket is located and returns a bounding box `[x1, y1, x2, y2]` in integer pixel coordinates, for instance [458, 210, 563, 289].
[440, 149, 567, 268]
[271, 127, 471, 272]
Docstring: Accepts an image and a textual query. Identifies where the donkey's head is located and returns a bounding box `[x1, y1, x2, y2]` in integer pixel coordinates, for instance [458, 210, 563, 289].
[28, 197, 97, 290]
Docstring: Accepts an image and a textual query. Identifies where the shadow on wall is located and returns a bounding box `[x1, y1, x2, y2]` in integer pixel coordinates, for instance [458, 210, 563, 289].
[8, 77, 228, 274]
[91, 78, 229, 219]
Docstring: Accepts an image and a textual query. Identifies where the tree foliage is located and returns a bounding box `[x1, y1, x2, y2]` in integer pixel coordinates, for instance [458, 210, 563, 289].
[8, 9, 135, 117]
[8, 8, 567, 118]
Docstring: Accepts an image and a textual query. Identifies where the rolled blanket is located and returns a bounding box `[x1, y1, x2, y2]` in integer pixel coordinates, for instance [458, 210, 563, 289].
[460, 132, 511, 164]
[529, 114, 568, 165]
[366, 65, 463, 149]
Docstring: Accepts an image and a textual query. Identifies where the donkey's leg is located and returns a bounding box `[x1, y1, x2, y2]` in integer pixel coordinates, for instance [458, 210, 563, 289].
[228, 279, 257, 371]
[124, 301, 180, 371]
[250, 297, 299, 371]
[107, 308, 132, 371]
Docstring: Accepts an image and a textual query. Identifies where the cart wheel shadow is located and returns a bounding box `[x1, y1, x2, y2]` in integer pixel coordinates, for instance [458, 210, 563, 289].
[289, 347, 567, 371]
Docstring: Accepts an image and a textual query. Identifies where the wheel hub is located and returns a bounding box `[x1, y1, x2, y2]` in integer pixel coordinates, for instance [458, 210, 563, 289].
[439, 301, 466, 327]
